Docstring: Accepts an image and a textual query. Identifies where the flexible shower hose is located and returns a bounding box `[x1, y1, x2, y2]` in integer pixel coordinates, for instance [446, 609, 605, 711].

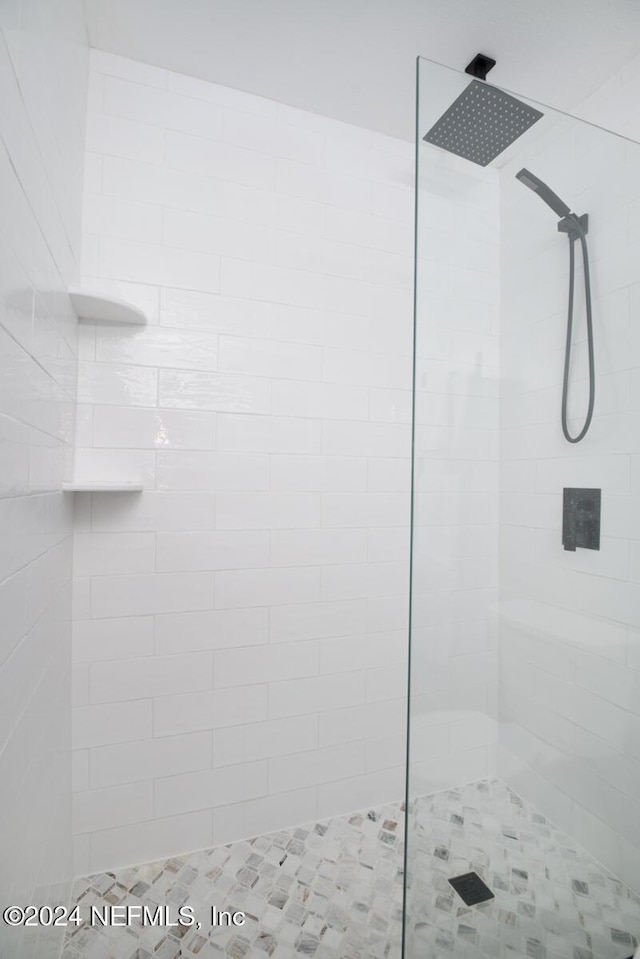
[561, 225, 594, 443]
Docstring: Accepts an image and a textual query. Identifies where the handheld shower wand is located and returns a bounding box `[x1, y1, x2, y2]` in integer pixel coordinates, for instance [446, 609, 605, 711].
[515, 168, 594, 443]
[515, 168, 572, 219]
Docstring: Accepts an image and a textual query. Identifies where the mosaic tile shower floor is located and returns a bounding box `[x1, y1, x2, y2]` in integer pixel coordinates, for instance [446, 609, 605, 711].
[61, 780, 640, 959]
[61, 802, 404, 959]
[405, 780, 640, 959]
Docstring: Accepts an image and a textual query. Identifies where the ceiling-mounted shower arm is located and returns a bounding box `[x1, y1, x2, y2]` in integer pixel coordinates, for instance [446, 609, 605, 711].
[464, 53, 496, 81]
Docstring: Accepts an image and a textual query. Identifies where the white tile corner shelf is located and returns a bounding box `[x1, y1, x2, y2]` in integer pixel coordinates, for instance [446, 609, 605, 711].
[68, 288, 147, 326]
[62, 480, 144, 493]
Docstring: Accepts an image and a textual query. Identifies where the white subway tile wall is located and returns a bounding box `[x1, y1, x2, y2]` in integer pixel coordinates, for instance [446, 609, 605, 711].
[0, 6, 88, 959]
[72, 49, 415, 874]
[498, 75, 640, 892]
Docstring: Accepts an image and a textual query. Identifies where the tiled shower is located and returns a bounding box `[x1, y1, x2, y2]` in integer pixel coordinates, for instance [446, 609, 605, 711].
[72, 47, 412, 875]
[2, 4, 640, 959]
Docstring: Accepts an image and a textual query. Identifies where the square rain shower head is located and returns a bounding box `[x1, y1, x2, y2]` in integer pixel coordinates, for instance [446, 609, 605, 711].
[423, 80, 543, 167]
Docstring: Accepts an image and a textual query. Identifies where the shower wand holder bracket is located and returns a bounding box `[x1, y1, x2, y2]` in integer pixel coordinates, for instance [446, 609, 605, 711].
[558, 213, 588, 237]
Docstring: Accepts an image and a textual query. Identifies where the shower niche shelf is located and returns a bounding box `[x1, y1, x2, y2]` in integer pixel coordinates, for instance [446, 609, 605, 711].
[63, 480, 143, 493]
[68, 288, 148, 326]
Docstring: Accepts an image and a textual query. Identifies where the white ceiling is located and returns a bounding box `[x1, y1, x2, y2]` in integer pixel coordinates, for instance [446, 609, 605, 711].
[84, 0, 640, 141]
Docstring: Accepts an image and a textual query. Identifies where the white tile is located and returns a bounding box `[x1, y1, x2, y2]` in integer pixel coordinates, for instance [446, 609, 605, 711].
[368, 528, 410, 563]
[73, 616, 154, 663]
[85, 111, 165, 164]
[82, 194, 163, 244]
[0, 0, 84, 906]
[628, 628, 640, 671]
[101, 154, 209, 210]
[268, 672, 366, 719]
[272, 380, 368, 420]
[268, 742, 365, 794]
[103, 71, 222, 133]
[322, 420, 410, 458]
[450, 713, 497, 751]
[155, 762, 267, 817]
[73, 663, 89, 706]
[91, 572, 215, 618]
[319, 699, 405, 747]
[369, 387, 412, 424]
[212, 788, 318, 845]
[73, 701, 152, 749]
[78, 362, 158, 407]
[73, 532, 156, 575]
[324, 347, 410, 390]
[215, 566, 320, 609]
[366, 664, 408, 703]
[270, 305, 368, 350]
[89, 652, 213, 703]
[223, 108, 324, 164]
[168, 72, 277, 117]
[165, 130, 275, 190]
[575, 652, 640, 712]
[157, 531, 269, 572]
[89, 811, 212, 874]
[89, 732, 212, 789]
[316, 767, 403, 818]
[155, 608, 268, 654]
[321, 562, 408, 601]
[274, 231, 368, 280]
[365, 732, 406, 773]
[215, 492, 320, 529]
[99, 237, 220, 293]
[324, 206, 412, 255]
[156, 451, 270, 491]
[163, 207, 274, 262]
[83, 151, 102, 194]
[0, 570, 28, 665]
[218, 335, 323, 381]
[72, 750, 90, 793]
[90, 491, 216, 532]
[320, 631, 407, 674]
[154, 686, 267, 736]
[159, 287, 273, 337]
[372, 182, 414, 222]
[73, 782, 153, 834]
[269, 599, 367, 643]
[158, 370, 271, 413]
[276, 158, 371, 212]
[92, 406, 216, 450]
[321, 492, 408, 528]
[213, 715, 318, 767]
[270, 454, 367, 491]
[270, 529, 367, 566]
[216, 414, 321, 453]
[214, 641, 318, 688]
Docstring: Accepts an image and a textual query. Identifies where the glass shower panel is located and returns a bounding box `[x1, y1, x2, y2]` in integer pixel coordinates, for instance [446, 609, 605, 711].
[404, 55, 640, 959]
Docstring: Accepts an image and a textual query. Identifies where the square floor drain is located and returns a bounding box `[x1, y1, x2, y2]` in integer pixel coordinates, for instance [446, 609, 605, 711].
[448, 871, 495, 906]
